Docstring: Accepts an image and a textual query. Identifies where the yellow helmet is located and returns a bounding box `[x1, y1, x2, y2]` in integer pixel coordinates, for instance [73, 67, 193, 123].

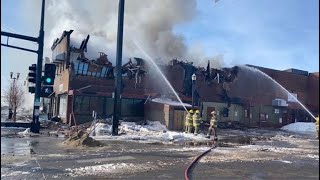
[195, 110, 200, 114]
[189, 110, 194, 113]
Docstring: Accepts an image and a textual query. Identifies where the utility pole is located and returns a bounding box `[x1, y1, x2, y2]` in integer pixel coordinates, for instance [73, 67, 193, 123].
[112, 0, 125, 135]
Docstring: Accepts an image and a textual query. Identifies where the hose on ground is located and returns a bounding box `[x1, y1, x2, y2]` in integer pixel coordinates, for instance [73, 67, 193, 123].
[184, 143, 217, 180]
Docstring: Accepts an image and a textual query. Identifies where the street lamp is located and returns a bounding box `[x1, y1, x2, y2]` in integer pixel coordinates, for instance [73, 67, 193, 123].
[191, 73, 196, 110]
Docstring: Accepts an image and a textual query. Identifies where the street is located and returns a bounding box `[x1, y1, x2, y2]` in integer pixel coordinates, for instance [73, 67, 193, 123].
[1, 127, 318, 179]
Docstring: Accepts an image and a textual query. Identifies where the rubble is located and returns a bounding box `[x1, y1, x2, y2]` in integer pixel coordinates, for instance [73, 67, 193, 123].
[63, 130, 102, 147]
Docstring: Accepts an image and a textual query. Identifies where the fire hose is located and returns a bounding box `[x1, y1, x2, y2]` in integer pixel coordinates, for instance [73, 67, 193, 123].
[184, 143, 217, 180]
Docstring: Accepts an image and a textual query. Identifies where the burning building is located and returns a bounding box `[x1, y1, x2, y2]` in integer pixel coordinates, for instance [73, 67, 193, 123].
[48, 30, 319, 130]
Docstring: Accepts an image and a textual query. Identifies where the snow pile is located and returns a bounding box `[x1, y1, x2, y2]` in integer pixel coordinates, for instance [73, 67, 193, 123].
[17, 128, 33, 137]
[120, 121, 167, 133]
[16, 128, 39, 137]
[66, 163, 156, 177]
[151, 98, 191, 107]
[91, 121, 210, 144]
[90, 123, 112, 135]
[281, 122, 316, 134]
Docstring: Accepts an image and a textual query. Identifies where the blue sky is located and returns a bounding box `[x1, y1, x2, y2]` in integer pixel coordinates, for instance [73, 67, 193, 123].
[1, 0, 319, 91]
[174, 0, 319, 71]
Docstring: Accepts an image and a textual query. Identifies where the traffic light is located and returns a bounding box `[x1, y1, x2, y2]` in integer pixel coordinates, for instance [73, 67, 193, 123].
[43, 63, 56, 85]
[29, 87, 35, 93]
[28, 64, 37, 84]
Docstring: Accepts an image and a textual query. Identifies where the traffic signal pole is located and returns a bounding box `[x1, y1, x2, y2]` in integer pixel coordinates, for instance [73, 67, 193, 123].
[1, 0, 46, 133]
[32, 0, 46, 133]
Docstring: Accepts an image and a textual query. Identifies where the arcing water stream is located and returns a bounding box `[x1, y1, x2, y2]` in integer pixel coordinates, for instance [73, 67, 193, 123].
[240, 65, 316, 120]
[132, 40, 188, 112]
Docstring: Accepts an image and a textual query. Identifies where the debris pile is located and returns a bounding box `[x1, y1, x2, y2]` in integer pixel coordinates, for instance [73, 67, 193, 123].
[63, 130, 101, 147]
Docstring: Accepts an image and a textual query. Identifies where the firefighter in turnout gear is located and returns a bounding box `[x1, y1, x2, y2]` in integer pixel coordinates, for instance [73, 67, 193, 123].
[316, 115, 319, 139]
[207, 111, 218, 141]
[186, 109, 193, 133]
[185, 110, 194, 133]
[193, 110, 201, 135]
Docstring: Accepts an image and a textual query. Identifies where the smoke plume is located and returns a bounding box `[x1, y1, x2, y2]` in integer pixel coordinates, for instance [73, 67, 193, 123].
[22, 0, 222, 68]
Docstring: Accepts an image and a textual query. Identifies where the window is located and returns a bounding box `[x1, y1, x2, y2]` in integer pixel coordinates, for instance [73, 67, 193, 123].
[235, 111, 238, 117]
[106, 98, 114, 116]
[74, 96, 106, 115]
[121, 98, 144, 117]
[74, 61, 80, 74]
[89, 97, 104, 116]
[245, 110, 248, 118]
[222, 107, 229, 117]
[83, 63, 89, 75]
[260, 113, 266, 121]
[74, 96, 90, 114]
[274, 109, 280, 114]
[58, 95, 67, 119]
[279, 118, 282, 123]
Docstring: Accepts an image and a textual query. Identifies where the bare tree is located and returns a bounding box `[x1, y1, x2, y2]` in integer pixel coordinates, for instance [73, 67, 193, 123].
[2, 80, 25, 122]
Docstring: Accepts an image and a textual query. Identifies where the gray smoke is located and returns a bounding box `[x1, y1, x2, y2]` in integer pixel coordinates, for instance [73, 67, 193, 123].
[25, 0, 222, 68]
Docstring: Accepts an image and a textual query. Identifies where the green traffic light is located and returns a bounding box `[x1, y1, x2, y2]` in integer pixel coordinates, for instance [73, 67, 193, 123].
[45, 78, 52, 83]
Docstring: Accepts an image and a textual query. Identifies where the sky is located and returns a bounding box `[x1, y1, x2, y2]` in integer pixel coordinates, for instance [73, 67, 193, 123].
[1, 0, 319, 92]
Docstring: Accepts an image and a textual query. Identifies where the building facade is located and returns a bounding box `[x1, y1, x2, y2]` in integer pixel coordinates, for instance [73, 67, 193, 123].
[48, 30, 319, 129]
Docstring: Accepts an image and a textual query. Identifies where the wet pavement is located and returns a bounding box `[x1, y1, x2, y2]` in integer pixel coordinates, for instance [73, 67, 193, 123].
[1, 127, 319, 179]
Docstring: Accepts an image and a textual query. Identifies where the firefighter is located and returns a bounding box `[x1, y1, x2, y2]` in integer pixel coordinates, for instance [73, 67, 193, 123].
[185, 110, 194, 133]
[193, 110, 201, 135]
[207, 111, 218, 141]
[316, 115, 319, 139]
[184, 110, 192, 133]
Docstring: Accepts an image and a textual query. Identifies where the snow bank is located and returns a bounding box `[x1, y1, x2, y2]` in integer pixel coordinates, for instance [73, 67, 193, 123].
[17, 128, 39, 137]
[17, 128, 31, 136]
[89, 123, 112, 135]
[151, 98, 191, 107]
[281, 122, 316, 134]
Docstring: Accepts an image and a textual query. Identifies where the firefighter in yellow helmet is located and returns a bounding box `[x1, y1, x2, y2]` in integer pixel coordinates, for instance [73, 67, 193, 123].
[185, 110, 194, 133]
[187, 109, 193, 133]
[316, 115, 319, 139]
[207, 111, 218, 141]
[193, 110, 201, 135]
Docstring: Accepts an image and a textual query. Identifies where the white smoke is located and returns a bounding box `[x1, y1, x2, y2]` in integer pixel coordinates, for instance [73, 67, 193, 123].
[25, 0, 222, 67]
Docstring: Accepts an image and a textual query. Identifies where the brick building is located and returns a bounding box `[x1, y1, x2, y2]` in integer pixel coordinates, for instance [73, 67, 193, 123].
[48, 30, 319, 129]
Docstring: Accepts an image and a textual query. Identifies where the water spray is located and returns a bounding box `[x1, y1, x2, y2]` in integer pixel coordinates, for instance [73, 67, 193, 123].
[241, 66, 316, 120]
[132, 40, 188, 112]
